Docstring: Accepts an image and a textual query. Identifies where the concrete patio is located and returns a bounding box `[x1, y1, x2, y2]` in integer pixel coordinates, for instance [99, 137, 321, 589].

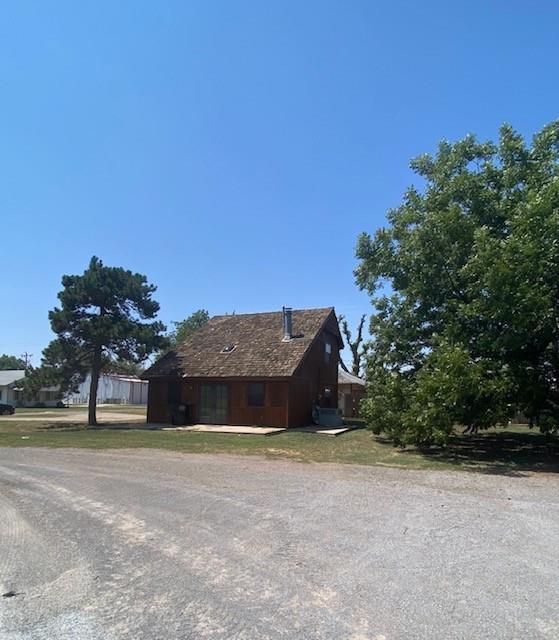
[161, 424, 358, 436]
[162, 424, 287, 435]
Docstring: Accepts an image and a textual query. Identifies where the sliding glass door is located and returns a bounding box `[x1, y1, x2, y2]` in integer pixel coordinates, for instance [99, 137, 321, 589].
[199, 384, 229, 424]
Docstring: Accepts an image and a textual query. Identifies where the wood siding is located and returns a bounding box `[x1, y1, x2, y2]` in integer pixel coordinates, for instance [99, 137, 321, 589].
[145, 309, 342, 428]
[338, 383, 365, 417]
[288, 321, 340, 426]
[147, 378, 290, 427]
[146, 378, 169, 423]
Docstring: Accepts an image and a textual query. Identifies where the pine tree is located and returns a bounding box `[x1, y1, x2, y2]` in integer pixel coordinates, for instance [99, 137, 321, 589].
[49, 257, 167, 425]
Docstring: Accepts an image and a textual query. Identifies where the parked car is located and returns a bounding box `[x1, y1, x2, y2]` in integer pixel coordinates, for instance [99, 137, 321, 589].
[0, 403, 15, 415]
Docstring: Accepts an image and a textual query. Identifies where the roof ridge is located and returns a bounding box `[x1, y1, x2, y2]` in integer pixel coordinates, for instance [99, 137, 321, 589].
[143, 307, 338, 379]
[211, 307, 334, 319]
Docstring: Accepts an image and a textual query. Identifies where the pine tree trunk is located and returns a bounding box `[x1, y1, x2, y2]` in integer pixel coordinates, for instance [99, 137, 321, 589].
[88, 347, 101, 426]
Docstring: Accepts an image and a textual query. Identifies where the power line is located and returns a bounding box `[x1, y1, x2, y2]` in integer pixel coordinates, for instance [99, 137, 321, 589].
[20, 352, 33, 369]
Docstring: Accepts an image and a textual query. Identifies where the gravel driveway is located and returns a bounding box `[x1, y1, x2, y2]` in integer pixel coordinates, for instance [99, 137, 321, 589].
[1, 448, 558, 639]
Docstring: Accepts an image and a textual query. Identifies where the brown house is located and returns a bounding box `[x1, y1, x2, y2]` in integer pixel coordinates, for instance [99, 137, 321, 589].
[142, 307, 343, 428]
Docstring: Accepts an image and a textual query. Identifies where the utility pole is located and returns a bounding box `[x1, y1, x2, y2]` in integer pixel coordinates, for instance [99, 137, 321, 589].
[20, 352, 33, 369]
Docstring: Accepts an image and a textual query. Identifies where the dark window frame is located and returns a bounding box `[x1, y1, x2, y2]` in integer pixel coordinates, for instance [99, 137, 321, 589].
[247, 382, 266, 408]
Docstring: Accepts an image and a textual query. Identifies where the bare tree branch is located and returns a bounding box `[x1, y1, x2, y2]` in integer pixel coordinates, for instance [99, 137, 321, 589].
[339, 314, 367, 376]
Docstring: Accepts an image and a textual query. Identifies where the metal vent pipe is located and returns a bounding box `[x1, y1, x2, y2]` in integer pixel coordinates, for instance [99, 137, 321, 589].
[282, 307, 293, 341]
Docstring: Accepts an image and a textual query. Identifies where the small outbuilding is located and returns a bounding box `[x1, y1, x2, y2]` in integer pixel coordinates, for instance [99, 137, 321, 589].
[142, 307, 343, 428]
[337, 368, 366, 418]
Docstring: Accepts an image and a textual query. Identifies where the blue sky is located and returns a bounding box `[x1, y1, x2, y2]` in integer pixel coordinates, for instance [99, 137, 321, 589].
[1, 1, 558, 366]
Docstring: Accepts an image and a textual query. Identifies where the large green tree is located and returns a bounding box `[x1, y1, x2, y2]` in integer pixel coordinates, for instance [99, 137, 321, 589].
[49, 257, 167, 425]
[17, 339, 141, 405]
[0, 354, 27, 370]
[167, 309, 209, 349]
[355, 121, 559, 446]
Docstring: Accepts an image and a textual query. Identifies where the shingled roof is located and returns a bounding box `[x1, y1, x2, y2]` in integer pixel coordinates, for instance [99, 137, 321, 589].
[144, 307, 341, 379]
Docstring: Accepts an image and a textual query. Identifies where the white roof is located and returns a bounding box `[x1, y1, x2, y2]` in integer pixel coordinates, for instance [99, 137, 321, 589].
[338, 368, 365, 386]
[105, 374, 147, 384]
[0, 370, 26, 386]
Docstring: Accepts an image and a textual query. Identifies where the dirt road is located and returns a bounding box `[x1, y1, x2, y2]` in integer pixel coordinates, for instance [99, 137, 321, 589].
[1, 448, 558, 639]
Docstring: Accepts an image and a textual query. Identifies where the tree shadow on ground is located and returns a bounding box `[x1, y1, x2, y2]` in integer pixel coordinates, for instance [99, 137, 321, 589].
[38, 423, 87, 432]
[414, 429, 559, 476]
[38, 422, 150, 432]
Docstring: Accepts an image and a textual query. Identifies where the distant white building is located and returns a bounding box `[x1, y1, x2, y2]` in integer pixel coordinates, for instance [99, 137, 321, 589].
[66, 373, 148, 405]
[0, 370, 26, 406]
[0, 370, 148, 407]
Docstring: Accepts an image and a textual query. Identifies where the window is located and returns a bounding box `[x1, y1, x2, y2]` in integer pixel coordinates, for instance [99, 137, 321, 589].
[324, 341, 332, 364]
[221, 344, 236, 353]
[247, 382, 265, 407]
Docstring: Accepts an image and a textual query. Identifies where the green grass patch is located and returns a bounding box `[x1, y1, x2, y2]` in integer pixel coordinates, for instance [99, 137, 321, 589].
[12, 407, 72, 415]
[0, 418, 557, 473]
[13, 405, 146, 416]
[94, 405, 147, 415]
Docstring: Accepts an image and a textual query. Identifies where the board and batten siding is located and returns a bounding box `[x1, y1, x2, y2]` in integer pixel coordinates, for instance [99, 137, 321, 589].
[146, 324, 340, 427]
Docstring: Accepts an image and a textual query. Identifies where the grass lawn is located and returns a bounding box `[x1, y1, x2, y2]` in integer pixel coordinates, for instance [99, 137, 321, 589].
[13, 405, 147, 415]
[13, 407, 58, 413]
[0, 411, 557, 473]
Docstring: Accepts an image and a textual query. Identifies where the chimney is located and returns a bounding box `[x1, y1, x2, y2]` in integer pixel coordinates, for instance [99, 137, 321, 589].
[282, 306, 293, 342]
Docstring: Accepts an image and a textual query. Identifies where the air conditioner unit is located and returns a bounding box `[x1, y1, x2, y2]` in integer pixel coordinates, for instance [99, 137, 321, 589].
[316, 407, 344, 428]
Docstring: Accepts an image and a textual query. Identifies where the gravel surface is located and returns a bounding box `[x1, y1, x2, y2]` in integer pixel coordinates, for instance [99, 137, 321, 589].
[0, 448, 558, 639]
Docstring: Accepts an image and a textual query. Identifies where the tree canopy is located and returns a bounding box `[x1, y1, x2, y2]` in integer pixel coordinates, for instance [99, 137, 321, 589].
[0, 354, 27, 370]
[168, 309, 210, 349]
[49, 257, 167, 425]
[16, 339, 90, 404]
[355, 121, 559, 446]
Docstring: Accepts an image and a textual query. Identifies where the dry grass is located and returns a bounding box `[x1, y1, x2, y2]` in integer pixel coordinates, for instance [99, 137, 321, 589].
[0, 410, 557, 473]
